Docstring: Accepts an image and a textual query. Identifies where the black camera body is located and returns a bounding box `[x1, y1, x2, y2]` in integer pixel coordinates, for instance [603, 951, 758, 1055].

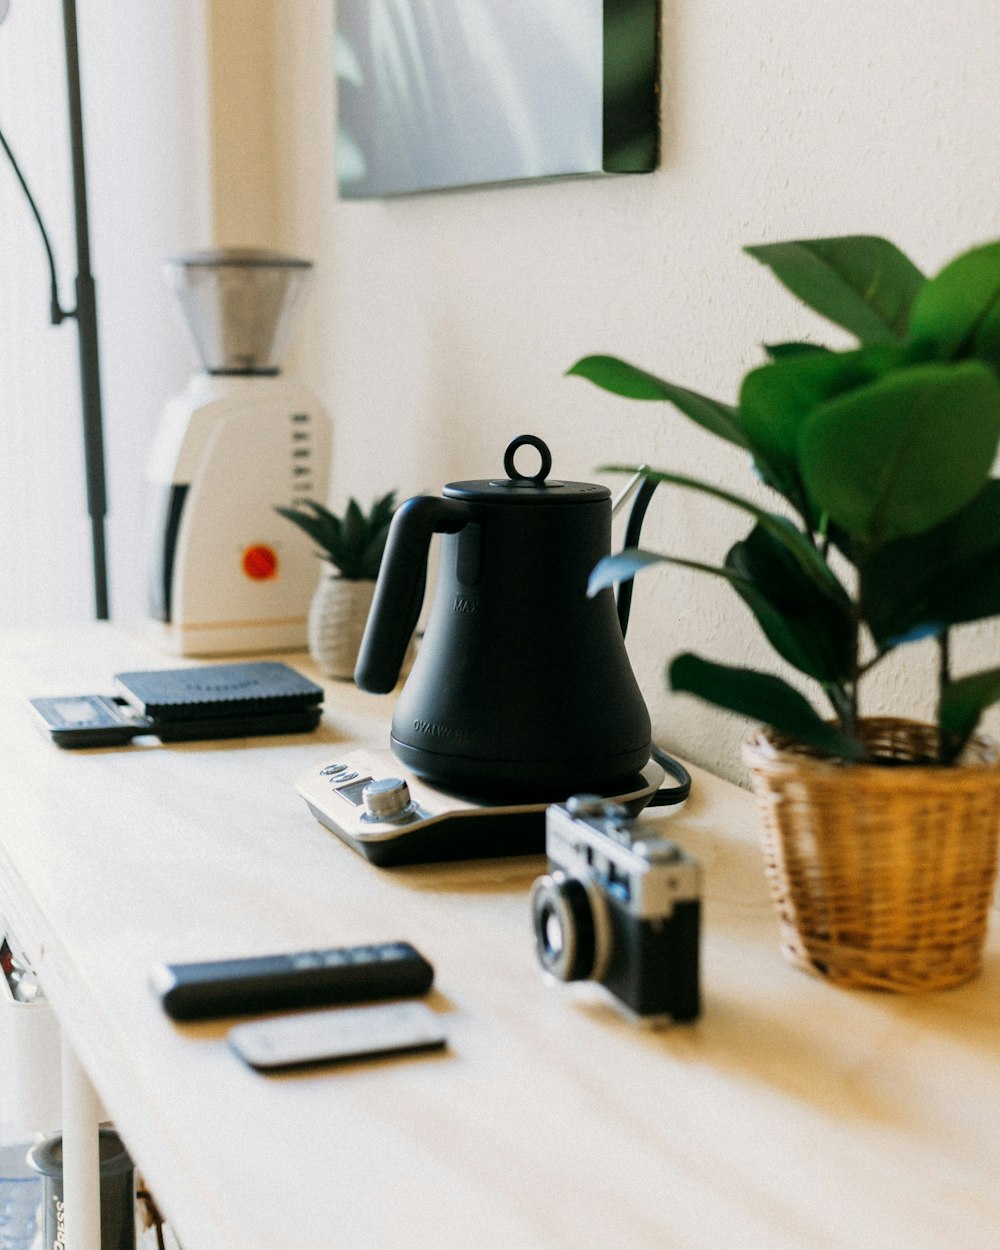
[531, 796, 701, 1022]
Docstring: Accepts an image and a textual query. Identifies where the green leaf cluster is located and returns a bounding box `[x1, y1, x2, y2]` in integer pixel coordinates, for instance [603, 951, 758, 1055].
[275, 491, 397, 581]
[571, 235, 1000, 764]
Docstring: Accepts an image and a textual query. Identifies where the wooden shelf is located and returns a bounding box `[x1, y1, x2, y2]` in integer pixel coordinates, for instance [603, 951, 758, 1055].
[1, 623, 998, 1250]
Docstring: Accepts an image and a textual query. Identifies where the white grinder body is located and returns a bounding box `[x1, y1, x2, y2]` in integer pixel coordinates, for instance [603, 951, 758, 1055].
[147, 247, 331, 655]
[147, 373, 330, 655]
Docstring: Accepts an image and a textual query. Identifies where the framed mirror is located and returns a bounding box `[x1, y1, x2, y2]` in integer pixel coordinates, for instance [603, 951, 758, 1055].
[335, 0, 660, 198]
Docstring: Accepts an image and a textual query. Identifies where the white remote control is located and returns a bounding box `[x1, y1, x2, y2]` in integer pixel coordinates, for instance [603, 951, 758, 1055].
[227, 1001, 447, 1072]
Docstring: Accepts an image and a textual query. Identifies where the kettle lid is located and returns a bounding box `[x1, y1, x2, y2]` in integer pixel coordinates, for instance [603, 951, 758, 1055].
[443, 435, 610, 505]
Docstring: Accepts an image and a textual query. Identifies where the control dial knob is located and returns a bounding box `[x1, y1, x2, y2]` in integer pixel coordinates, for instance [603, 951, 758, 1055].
[362, 777, 412, 821]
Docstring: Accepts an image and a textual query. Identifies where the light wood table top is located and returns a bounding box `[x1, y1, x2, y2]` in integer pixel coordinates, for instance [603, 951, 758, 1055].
[1, 624, 998, 1250]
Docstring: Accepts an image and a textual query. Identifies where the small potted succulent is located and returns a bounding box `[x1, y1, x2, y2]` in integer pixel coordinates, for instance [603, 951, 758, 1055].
[276, 491, 396, 679]
[571, 233, 1000, 992]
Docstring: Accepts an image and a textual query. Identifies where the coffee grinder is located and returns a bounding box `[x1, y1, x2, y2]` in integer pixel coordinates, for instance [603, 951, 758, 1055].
[146, 247, 331, 655]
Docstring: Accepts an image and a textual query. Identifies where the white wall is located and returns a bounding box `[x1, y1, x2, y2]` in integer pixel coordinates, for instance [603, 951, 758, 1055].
[10, 3, 995, 783]
[0, 1, 211, 626]
[85, 2, 215, 625]
[271, 1, 1000, 783]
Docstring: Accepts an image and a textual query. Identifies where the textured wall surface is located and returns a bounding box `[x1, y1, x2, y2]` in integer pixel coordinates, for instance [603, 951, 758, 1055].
[274, 1, 1000, 783]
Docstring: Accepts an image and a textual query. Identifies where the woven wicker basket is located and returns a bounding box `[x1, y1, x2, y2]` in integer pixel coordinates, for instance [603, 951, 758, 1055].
[742, 718, 1000, 992]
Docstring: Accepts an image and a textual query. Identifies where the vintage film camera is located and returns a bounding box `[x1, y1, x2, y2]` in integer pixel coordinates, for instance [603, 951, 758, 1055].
[530, 796, 701, 1023]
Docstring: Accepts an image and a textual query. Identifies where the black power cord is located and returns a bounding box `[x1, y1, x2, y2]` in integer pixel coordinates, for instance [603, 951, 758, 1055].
[648, 745, 692, 807]
[616, 476, 692, 808]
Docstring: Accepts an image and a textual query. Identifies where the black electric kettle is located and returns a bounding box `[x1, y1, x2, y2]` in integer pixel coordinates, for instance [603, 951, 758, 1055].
[355, 435, 651, 799]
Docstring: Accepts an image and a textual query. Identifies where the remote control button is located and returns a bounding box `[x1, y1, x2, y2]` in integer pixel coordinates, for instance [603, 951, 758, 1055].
[289, 953, 324, 969]
[363, 777, 412, 821]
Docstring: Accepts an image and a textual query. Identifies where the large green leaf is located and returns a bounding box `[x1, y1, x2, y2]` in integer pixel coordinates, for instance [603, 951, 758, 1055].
[922, 557, 1000, 632]
[763, 341, 834, 361]
[567, 355, 749, 450]
[599, 465, 846, 604]
[938, 666, 1000, 760]
[745, 236, 926, 344]
[725, 524, 854, 684]
[588, 547, 764, 599]
[863, 481, 1000, 646]
[739, 345, 898, 505]
[588, 532, 853, 686]
[907, 240, 1000, 369]
[668, 653, 865, 759]
[588, 548, 677, 595]
[797, 362, 1000, 544]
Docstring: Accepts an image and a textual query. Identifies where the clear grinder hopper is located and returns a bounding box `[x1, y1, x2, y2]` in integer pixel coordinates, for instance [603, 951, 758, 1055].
[164, 246, 314, 375]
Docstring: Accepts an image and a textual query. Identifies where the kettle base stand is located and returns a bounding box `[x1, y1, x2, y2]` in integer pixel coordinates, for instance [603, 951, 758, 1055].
[296, 750, 666, 867]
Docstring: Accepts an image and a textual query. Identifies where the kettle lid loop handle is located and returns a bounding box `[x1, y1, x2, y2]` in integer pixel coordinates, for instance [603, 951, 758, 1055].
[504, 435, 552, 484]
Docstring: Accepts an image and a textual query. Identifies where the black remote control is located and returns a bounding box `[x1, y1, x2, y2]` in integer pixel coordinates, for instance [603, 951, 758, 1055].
[150, 941, 434, 1021]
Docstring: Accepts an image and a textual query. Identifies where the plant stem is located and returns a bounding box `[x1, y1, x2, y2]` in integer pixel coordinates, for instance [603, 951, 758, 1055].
[937, 629, 952, 764]
[845, 604, 862, 743]
[856, 649, 888, 679]
[816, 509, 831, 561]
[938, 628, 952, 688]
[823, 681, 853, 725]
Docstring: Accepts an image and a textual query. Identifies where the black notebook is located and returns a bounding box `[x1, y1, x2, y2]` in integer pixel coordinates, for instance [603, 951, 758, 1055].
[115, 661, 324, 724]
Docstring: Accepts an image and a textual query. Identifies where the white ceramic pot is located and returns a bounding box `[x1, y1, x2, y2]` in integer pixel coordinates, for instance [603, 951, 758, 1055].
[307, 575, 377, 680]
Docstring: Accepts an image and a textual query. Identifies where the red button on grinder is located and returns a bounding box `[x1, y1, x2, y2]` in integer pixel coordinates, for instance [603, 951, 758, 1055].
[242, 544, 279, 580]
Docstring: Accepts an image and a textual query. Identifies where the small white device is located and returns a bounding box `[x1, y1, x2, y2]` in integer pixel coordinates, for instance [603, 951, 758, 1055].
[147, 248, 331, 655]
[227, 1002, 447, 1072]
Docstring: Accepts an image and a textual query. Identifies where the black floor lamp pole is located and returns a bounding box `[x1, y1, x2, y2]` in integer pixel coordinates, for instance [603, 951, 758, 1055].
[0, 1, 110, 620]
[62, 0, 109, 619]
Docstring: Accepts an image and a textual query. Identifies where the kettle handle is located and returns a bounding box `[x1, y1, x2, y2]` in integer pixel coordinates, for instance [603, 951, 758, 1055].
[354, 496, 470, 693]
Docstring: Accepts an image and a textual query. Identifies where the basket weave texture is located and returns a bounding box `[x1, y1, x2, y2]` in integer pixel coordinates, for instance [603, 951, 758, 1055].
[307, 576, 376, 680]
[742, 718, 1000, 992]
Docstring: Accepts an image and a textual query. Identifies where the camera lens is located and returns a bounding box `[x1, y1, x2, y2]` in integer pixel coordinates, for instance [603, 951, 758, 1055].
[530, 872, 597, 982]
[540, 907, 565, 959]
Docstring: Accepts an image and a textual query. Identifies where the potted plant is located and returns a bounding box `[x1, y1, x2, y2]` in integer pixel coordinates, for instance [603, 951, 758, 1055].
[571, 233, 1000, 992]
[276, 491, 396, 679]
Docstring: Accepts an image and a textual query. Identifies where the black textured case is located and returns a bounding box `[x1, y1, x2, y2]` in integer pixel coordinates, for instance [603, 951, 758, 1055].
[115, 661, 324, 723]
